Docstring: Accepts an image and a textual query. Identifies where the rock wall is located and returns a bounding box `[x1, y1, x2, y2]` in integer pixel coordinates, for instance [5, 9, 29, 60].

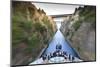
[12, 1, 57, 65]
[60, 6, 96, 61]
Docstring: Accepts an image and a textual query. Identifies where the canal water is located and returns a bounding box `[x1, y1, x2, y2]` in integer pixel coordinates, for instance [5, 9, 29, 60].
[29, 19, 81, 65]
[42, 21, 80, 58]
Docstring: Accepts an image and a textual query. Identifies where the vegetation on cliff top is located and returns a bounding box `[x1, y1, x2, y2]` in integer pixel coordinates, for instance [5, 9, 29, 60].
[73, 6, 96, 31]
[12, 1, 56, 65]
[60, 6, 96, 61]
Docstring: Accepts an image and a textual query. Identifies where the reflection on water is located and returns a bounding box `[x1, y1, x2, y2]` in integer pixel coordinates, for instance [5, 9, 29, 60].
[56, 22, 61, 29]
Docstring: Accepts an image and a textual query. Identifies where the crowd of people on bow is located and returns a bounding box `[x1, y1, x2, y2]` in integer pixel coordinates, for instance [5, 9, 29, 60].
[41, 44, 75, 62]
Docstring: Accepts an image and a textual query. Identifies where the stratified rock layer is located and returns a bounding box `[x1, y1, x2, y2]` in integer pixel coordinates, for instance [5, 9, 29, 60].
[60, 6, 96, 61]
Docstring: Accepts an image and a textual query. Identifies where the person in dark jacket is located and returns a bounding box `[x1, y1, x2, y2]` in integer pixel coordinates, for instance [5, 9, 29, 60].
[42, 54, 47, 61]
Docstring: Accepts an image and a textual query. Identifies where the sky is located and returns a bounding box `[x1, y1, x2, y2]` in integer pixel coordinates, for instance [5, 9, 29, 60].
[32, 2, 79, 15]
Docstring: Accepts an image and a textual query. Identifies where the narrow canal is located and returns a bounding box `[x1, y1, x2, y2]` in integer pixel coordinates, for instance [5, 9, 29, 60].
[42, 21, 80, 58]
[30, 20, 81, 65]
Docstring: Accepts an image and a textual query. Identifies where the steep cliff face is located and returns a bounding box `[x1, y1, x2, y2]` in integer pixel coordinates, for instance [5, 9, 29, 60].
[60, 6, 96, 61]
[12, 1, 57, 65]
